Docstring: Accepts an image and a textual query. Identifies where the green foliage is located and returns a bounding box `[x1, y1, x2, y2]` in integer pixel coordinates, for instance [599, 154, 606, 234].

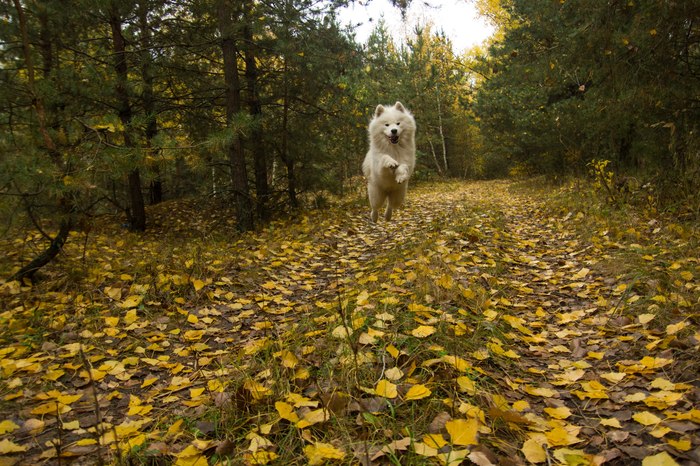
[475, 0, 700, 212]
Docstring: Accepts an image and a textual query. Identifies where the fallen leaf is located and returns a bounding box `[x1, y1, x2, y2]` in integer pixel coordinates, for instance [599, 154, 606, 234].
[375, 379, 398, 399]
[633, 411, 663, 426]
[412, 325, 436, 338]
[304, 442, 345, 465]
[405, 384, 431, 401]
[445, 418, 479, 446]
[0, 438, 28, 454]
[641, 451, 679, 466]
[521, 438, 546, 463]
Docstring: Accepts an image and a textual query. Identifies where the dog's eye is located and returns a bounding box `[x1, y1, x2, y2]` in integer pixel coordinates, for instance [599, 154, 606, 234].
[385, 124, 389, 127]
[397, 122, 401, 125]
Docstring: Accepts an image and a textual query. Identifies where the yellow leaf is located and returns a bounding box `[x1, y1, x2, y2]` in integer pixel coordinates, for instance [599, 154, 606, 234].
[405, 384, 431, 400]
[384, 366, 403, 381]
[624, 392, 647, 402]
[572, 267, 590, 280]
[456, 376, 477, 395]
[650, 378, 675, 390]
[0, 438, 28, 454]
[640, 356, 673, 370]
[436, 274, 454, 289]
[521, 438, 546, 463]
[638, 313, 656, 324]
[278, 350, 299, 369]
[445, 418, 479, 446]
[667, 437, 691, 451]
[120, 295, 143, 309]
[296, 408, 330, 428]
[600, 372, 626, 383]
[31, 401, 70, 415]
[304, 442, 345, 465]
[286, 393, 318, 408]
[386, 344, 400, 359]
[124, 308, 138, 325]
[331, 325, 351, 339]
[275, 401, 300, 423]
[376, 379, 398, 399]
[557, 368, 586, 384]
[423, 433, 447, 449]
[105, 316, 120, 327]
[187, 313, 198, 324]
[600, 418, 621, 428]
[183, 330, 204, 341]
[174, 444, 206, 466]
[141, 377, 158, 388]
[666, 321, 688, 335]
[62, 420, 80, 430]
[167, 419, 184, 437]
[413, 441, 439, 457]
[512, 400, 530, 412]
[642, 451, 679, 466]
[633, 411, 663, 426]
[545, 426, 581, 447]
[243, 380, 271, 401]
[524, 386, 557, 398]
[192, 279, 205, 291]
[552, 449, 595, 464]
[411, 325, 436, 338]
[0, 420, 20, 435]
[356, 290, 370, 306]
[544, 406, 571, 420]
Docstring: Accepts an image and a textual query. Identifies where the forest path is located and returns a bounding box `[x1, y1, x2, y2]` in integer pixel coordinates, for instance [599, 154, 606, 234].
[214, 180, 698, 464]
[1, 180, 697, 465]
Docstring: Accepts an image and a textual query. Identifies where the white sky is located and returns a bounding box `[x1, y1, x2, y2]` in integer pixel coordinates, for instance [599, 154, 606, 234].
[336, 0, 496, 54]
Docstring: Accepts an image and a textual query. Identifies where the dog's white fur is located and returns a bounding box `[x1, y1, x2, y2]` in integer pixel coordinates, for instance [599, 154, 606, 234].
[362, 102, 416, 222]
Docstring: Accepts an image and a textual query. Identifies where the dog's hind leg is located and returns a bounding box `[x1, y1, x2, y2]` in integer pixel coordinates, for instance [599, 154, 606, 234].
[385, 185, 408, 221]
[384, 185, 407, 220]
[367, 183, 386, 222]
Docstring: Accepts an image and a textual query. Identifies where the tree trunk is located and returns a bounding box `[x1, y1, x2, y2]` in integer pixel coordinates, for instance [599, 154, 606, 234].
[281, 56, 298, 208]
[139, 2, 163, 205]
[10, 218, 73, 283]
[149, 179, 163, 204]
[435, 81, 448, 175]
[110, 9, 146, 231]
[217, 1, 254, 232]
[243, 0, 269, 221]
[9, 0, 74, 282]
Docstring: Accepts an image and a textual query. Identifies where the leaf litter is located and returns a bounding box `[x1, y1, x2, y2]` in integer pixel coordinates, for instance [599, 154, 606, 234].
[0, 181, 698, 465]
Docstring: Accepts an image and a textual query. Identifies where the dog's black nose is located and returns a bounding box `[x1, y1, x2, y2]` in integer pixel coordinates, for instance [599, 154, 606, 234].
[391, 129, 397, 134]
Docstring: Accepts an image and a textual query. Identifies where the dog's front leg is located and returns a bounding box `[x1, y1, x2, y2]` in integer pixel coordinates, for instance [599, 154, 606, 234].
[380, 154, 399, 170]
[395, 164, 410, 184]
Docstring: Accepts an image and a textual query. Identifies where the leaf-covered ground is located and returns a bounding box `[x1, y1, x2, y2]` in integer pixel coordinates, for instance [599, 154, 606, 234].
[1, 180, 699, 465]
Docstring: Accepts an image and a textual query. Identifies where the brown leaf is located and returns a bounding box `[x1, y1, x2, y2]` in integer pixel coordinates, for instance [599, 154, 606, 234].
[428, 411, 452, 434]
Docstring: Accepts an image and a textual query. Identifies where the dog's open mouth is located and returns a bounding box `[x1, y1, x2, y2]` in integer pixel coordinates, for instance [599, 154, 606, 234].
[388, 135, 399, 144]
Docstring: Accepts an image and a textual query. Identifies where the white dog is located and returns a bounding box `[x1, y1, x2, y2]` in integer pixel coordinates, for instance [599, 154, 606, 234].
[362, 102, 416, 222]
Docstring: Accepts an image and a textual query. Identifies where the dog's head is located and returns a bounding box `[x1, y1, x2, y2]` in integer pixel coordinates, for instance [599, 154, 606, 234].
[370, 101, 415, 146]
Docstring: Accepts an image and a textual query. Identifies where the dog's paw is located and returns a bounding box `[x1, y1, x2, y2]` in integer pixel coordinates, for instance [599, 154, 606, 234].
[382, 156, 399, 170]
[395, 166, 409, 183]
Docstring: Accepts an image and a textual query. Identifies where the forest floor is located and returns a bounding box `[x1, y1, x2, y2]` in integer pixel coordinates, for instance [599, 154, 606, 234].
[0, 180, 699, 466]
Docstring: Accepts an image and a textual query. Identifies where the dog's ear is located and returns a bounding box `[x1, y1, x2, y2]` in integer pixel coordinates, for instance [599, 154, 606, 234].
[374, 105, 385, 117]
[394, 101, 405, 112]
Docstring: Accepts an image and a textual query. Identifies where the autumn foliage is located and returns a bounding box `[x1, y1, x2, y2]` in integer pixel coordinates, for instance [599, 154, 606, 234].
[1, 181, 698, 465]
